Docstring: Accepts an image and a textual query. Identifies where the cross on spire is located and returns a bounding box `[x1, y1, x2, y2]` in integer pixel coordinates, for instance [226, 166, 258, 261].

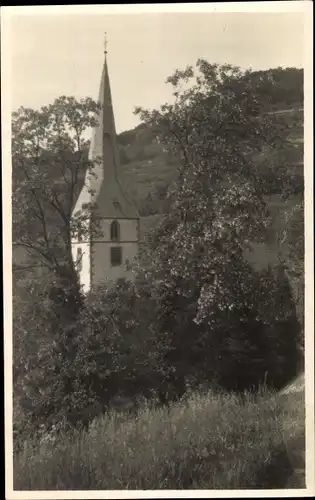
[104, 32, 108, 55]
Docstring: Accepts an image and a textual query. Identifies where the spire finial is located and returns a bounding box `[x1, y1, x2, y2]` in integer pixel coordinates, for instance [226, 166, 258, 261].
[104, 32, 108, 55]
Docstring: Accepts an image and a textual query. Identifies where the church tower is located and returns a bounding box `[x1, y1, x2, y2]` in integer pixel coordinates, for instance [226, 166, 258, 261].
[71, 36, 140, 293]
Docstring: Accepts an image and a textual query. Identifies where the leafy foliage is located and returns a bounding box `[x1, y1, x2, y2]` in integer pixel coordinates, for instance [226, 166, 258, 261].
[12, 97, 104, 442]
[70, 279, 170, 421]
[14, 278, 170, 441]
[136, 60, 274, 322]
[12, 96, 100, 274]
[14, 270, 84, 440]
[135, 60, 302, 392]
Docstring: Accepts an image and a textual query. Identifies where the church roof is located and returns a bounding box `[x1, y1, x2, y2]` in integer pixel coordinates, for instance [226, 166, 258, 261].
[73, 47, 139, 220]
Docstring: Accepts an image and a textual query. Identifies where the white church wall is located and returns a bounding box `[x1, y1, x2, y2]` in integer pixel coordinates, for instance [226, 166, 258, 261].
[71, 241, 91, 293]
[96, 218, 139, 242]
[91, 240, 138, 285]
[70, 218, 139, 292]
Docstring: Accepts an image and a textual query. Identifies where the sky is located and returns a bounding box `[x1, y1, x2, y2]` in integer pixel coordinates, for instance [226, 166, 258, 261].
[8, 5, 306, 133]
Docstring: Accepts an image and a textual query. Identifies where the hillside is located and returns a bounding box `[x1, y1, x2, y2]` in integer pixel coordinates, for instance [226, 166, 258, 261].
[116, 67, 303, 216]
[118, 106, 303, 216]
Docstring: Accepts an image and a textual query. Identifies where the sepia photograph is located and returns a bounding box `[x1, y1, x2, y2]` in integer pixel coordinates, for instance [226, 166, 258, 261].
[2, 2, 314, 497]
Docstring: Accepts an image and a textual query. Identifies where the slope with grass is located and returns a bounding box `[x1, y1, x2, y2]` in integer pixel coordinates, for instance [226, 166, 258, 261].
[14, 384, 305, 490]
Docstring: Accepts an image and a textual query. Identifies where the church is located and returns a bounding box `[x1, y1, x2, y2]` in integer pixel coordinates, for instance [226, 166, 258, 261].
[71, 41, 140, 293]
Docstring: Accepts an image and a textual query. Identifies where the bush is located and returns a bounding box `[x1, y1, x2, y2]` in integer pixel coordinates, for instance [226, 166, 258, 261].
[69, 279, 170, 425]
[15, 276, 170, 440]
[13, 266, 86, 437]
[151, 260, 302, 395]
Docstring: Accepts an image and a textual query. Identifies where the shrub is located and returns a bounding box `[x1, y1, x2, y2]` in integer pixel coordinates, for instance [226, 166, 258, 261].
[14, 267, 87, 439]
[69, 279, 170, 425]
[150, 260, 301, 395]
[15, 276, 170, 439]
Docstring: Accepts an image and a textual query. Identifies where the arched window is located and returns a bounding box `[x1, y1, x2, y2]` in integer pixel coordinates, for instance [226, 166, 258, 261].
[110, 220, 120, 241]
[76, 247, 83, 272]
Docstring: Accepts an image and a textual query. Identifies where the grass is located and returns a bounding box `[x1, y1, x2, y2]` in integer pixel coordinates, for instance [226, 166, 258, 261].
[14, 384, 305, 490]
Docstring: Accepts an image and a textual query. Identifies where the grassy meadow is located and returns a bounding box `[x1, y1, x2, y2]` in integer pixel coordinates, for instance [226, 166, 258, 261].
[14, 380, 305, 490]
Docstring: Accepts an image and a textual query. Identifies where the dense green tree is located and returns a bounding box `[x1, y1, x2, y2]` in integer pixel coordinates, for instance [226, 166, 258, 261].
[136, 60, 301, 391]
[12, 96, 100, 278]
[136, 60, 274, 326]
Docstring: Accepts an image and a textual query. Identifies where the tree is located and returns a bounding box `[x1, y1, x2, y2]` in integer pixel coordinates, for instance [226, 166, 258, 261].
[12, 96, 103, 442]
[136, 60, 274, 324]
[12, 96, 100, 280]
[139, 183, 171, 216]
[135, 60, 301, 391]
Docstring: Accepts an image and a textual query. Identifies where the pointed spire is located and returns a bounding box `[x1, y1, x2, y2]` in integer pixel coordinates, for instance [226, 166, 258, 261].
[72, 33, 139, 222]
[101, 34, 119, 183]
[88, 34, 139, 219]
